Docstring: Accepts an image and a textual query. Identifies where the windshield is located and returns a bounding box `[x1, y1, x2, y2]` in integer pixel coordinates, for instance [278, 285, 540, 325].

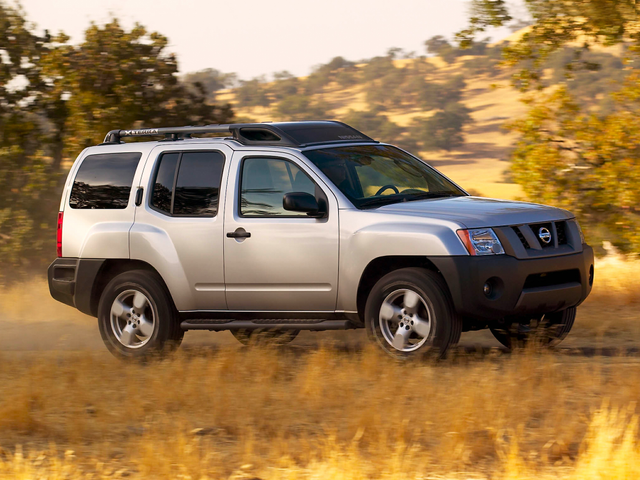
[303, 145, 466, 209]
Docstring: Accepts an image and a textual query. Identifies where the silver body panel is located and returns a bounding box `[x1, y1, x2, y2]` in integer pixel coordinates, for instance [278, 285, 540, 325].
[223, 150, 340, 311]
[130, 143, 235, 311]
[60, 138, 579, 314]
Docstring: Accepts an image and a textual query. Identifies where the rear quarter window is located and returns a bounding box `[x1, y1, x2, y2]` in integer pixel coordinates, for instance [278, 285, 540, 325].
[70, 152, 142, 209]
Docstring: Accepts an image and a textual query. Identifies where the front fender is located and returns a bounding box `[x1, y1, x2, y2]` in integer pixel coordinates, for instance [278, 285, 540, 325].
[337, 216, 467, 312]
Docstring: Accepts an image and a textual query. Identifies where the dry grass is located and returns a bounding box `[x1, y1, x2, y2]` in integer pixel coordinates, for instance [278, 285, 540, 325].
[0, 257, 640, 478]
[2, 346, 640, 478]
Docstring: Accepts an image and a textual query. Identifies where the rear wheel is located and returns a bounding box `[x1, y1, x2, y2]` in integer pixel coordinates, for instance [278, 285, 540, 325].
[490, 307, 576, 350]
[365, 268, 461, 359]
[98, 270, 183, 360]
[231, 329, 299, 346]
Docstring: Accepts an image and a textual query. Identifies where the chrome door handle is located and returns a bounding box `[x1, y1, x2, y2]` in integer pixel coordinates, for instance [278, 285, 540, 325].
[226, 228, 251, 239]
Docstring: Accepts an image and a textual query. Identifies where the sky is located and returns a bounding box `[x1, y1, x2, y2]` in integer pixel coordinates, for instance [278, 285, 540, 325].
[13, 0, 511, 79]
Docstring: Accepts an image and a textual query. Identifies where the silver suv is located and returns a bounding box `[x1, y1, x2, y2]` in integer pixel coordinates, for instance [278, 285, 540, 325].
[48, 121, 594, 359]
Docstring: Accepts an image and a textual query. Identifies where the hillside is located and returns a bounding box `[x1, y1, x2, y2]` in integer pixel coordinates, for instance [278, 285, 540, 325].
[187, 35, 624, 202]
[216, 56, 526, 200]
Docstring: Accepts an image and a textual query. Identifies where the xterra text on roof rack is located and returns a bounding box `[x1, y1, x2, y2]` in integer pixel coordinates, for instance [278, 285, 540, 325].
[48, 121, 594, 359]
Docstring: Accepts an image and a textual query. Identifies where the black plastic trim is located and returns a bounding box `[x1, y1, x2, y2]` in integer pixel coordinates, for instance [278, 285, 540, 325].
[429, 246, 594, 320]
[103, 122, 376, 148]
[181, 319, 355, 331]
[179, 311, 349, 321]
[48, 258, 106, 315]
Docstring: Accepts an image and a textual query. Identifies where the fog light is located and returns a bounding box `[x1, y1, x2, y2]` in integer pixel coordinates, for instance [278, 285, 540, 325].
[483, 283, 492, 296]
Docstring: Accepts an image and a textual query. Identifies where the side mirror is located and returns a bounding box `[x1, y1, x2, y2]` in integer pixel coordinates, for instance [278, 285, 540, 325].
[283, 192, 325, 217]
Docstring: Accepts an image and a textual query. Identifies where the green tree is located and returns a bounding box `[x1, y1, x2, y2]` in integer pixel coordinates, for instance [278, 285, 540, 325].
[458, 0, 640, 252]
[235, 77, 270, 108]
[0, 2, 55, 275]
[418, 75, 466, 111]
[276, 95, 329, 120]
[457, 0, 640, 90]
[40, 19, 233, 157]
[508, 85, 640, 252]
[0, 8, 234, 280]
[342, 109, 415, 150]
[269, 71, 300, 101]
[182, 68, 238, 102]
[412, 103, 472, 151]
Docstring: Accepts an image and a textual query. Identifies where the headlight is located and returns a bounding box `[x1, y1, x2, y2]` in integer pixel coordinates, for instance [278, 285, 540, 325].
[457, 228, 505, 256]
[569, 219, 585, 244]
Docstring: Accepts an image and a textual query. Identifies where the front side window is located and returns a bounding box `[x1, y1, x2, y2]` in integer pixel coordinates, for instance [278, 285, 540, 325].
[150, 151, 224, 217]
[70, 152, 141, 209]
[240, 157, 317, 217]
[303, 145, 466, 209]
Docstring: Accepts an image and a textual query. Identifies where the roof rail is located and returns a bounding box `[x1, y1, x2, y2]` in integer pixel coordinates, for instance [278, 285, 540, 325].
[101, 121, 377, 148]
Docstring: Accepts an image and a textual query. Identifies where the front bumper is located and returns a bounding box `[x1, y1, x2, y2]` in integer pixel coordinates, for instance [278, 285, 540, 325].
[429, 245, 594, 320]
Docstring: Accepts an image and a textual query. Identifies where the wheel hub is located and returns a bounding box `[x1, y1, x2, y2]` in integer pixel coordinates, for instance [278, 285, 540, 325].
[379, 289, 434, 352]
[110, 289, 156, 349]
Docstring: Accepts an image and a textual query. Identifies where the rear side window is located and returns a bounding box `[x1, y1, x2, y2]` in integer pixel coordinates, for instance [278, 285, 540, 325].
[70, 152, 141, 209]
[150, 151, 224, 217]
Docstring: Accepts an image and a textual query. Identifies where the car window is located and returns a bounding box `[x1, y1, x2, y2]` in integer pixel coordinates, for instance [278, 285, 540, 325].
[304, 145, 465, 209]
[150, 151, 224, 217]
[240, 157, 316, 217]
[70, 152, 141, 209]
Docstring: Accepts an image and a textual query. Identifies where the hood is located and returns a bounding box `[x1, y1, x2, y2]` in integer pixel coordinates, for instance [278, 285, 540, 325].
[374, 196, 572, 229]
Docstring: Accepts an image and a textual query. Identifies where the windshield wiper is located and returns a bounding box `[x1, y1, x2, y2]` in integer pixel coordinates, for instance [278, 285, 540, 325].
[403, 191, 464, 201]
[358, 191, 464, 209]
[358, 195, 405, 209]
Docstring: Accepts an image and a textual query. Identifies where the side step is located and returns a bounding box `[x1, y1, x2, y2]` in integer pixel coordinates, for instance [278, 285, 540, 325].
[181, 319, 354, 331]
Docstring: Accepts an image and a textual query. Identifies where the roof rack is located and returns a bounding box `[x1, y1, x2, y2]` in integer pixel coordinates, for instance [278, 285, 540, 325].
[101, 121, 377, 148]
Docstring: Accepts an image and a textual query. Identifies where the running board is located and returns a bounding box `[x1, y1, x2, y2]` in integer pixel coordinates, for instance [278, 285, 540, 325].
[181, 319, 355, 331]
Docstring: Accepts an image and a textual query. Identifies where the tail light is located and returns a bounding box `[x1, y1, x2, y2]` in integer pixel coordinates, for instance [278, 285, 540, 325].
[56, 212, 63, 257]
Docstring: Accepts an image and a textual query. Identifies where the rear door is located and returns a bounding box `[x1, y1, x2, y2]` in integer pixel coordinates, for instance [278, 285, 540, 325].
[223, 151, 340, 312]
[131, 145, 233, 311]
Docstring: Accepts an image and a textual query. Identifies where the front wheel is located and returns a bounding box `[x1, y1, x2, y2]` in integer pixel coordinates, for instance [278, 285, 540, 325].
[490, 307, 576, 350]
[98, 270, 183, 360]
[365, 268, 461, 359]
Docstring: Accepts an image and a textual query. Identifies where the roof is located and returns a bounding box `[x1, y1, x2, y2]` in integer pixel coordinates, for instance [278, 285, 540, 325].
[102, 121, 377, 148]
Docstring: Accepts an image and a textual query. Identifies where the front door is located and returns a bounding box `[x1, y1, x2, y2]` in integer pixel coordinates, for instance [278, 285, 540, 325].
[223, 152, 339, 311]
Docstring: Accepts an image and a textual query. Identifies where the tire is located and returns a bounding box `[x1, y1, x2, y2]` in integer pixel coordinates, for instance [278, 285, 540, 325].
[98, 270, 183, 360]
[364, 268, 461, 359]
[490, 307, 576, 350]
[231, 329, 299, 346]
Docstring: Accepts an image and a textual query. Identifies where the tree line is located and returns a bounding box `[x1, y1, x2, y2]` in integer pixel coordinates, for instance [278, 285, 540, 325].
[0, 3, 232, 280]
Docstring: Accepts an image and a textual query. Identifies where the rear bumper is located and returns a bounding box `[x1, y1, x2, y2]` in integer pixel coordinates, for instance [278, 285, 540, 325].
[48, 258, 105, 316]
[429, 245, 594, 320]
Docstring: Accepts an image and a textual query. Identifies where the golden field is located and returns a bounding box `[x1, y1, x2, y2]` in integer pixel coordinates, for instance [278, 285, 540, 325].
[0, 257, 639, 479]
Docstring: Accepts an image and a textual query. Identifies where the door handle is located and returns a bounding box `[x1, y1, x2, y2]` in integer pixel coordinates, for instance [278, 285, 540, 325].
[227, 228, 251, 239]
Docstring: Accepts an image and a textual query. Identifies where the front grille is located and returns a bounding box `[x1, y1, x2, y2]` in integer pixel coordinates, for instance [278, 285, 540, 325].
[510, 220, 572, 251]
[523, 269, 581, 289]
[513, 227, 530, 249]
[530, 222, 554, 248]
[556, 222, 568, 245]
